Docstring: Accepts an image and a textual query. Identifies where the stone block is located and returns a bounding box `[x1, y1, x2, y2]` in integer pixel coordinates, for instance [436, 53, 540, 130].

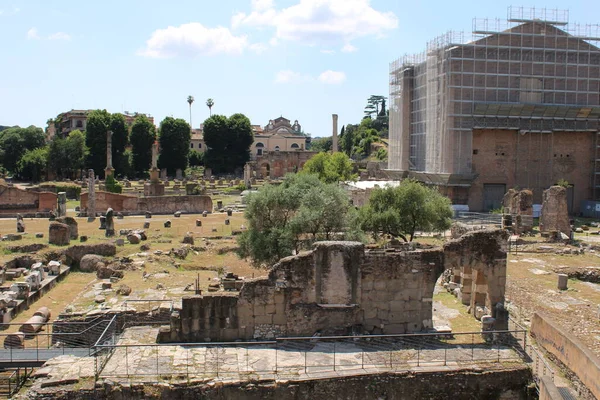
[557, 274, 568, 290]
[373, 280, 387, 291]
[384, 324, 406, 334]
[254, 314, 273, 325]
[272, 312, 287, 325]
[389, 300, 405, 313]
[364, 307, 378, 319]
[253, 304, 266, 317]
[265, 303, 276, 315]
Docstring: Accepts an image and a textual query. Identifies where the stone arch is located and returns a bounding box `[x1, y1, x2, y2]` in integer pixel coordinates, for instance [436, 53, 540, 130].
[272, 160, 284, 178]
[291, 143, 300, 149]
[438, 229, 509, 330]
[260, 162, 270, 178]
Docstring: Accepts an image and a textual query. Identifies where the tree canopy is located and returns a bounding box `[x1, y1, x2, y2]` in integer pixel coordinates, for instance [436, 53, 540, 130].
[301, 152, 356, 183]
[130, 114, 157, 177]
[17, 147, 48, 182]
[203, 113, 253, 174]
[237, 173, 363, 267]
[158, 117, 191, 175]
[358, 179, 453, 242]
[48, 130, 88, 180]
[0, 126, 46, 173]
[85, 110, 128, 177]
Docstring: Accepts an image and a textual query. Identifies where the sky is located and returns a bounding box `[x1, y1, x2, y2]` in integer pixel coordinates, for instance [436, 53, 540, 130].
[1, 0, 599, 137]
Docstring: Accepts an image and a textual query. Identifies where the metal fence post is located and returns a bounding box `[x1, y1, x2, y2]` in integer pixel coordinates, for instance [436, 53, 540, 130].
[156, 345, 159, 381]
[304, 348, 307, 374]
[444, 346, 447, 366]
[216, 346, 219, 377]
[186, 347, 190, 383]
[471, 333, 475, 361]
[361, 346, 364, 370]
[125, 345, 129, 379]
[417, 344, 420, 367]
[333, 341, 336, 371]
[275, 342, 278, 374]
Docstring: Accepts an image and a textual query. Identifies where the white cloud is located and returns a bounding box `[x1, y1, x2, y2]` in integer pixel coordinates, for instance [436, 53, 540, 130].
[275, 69, 346, 84]
[27, 28, 39, 40]
[0, 7, 20, 16]
[48, 32, 71, 41]
[318, 70, 346, 84]
[27, 28, 71, 41]
[250, 42, 269, 54]
[233, 0, 397, 49]
[252, 0, 274, 11]
[139, 23, 248, 58]
[341, 43, 357, 53]
[321, 49, 335, 54]
[275, 70, 313, 84]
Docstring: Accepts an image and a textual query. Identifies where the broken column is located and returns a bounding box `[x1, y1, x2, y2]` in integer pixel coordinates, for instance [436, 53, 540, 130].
[105, 130, 114, 177]
[87, 169, 96, 220]
[49, 222, 70, 246]
[243, 163, 252, 188]
[16, 214, 25, 233]
[105, 208, 115, 237]
[540, 186, 571, 236]
[557, 274, 568, 290]
[332, 114, 338, 153]
[57, 192, 67, 217]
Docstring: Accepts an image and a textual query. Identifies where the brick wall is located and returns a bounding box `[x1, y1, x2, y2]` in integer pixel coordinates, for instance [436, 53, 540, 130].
[470, 129, 593, 213]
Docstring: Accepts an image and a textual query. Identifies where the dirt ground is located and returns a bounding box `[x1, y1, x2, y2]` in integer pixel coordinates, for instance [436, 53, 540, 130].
[0, 208, 265, 322]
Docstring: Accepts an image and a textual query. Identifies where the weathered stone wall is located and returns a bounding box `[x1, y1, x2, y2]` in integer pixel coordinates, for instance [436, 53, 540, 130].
[162, 230, 508, 342]
[531, 312, 600, 399]
[0, 185, 57, 214]
[81, 191, 213, 215]
[502, 189, 534, 233]
[61, 365, 533, 400]
[539, 376, 563, 400]
[539, 186, 571, 235]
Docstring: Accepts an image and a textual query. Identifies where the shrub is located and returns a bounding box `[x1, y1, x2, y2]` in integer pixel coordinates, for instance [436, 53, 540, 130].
[39, 182, 82, 199]
[105, 175, 123, 194]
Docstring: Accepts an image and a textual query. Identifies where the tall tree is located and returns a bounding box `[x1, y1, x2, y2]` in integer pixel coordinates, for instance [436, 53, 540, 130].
[17, 147, 48, 182]
[130, 115, 157, 177]
[0, 126, 46, 173]
[187, 95, 194, 128]
[48, 130, 87, 180]
[85, 110, 128, 177]
[237, 174, 363, 267]
[358, 179, 453, 242]
[203, 113, 253, 174]
[301, 152, 356, 183]
[206, 98, 214, 116]
[158, 117, 191, 175]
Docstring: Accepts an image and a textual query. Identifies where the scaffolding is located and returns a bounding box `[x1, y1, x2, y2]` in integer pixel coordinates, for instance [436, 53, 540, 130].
[389, 6, 600, 190]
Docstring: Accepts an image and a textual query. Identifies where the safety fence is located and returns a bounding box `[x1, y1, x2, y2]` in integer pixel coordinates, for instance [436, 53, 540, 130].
[0, 316, 114, 366]
[93, 328, 528, 383]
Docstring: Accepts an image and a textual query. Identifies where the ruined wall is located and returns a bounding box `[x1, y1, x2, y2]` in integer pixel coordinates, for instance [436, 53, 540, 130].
[531, 312, 600, 399]
[81, 192, 213, 214]
[80, 192, 138, 212]
[0, 185, 57, 214]
[67, 366, 532, 400]
[162, 230, 508, 342]
[539, 186, 571, 235]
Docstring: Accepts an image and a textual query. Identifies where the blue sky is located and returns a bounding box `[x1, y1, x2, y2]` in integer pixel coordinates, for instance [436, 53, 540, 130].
[1, 0, 599, 136]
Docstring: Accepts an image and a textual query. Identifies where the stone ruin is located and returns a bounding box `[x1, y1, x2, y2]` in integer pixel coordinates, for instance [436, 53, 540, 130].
[502, 189, 533, 234]
[540, 185, 571, 237]
[160, 229, 508, 342]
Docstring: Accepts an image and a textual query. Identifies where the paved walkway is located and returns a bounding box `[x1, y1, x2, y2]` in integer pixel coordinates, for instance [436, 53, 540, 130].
[99, 327, 523, 383]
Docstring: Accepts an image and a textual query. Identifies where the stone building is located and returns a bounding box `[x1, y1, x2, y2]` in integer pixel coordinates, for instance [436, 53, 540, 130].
[47, 110, 154, 139]
[0, 180, 57, 216]
[251, 117, 309, 157]
[388, 7, 600, 213]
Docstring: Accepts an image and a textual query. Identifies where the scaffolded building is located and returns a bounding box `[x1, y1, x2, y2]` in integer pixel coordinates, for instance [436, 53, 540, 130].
[389, 7, 600, 212]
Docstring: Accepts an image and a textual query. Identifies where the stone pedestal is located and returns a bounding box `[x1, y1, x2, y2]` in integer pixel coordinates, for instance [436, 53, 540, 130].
[105, 167, 114, 178]
[150, 167, 160, 182]
[144, 182, 165, 196]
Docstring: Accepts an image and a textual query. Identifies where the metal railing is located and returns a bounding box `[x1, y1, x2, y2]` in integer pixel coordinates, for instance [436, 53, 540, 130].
[0, 316, 115, 366]
[455, 211, 503, 227]
[94, 329, 528, 383]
